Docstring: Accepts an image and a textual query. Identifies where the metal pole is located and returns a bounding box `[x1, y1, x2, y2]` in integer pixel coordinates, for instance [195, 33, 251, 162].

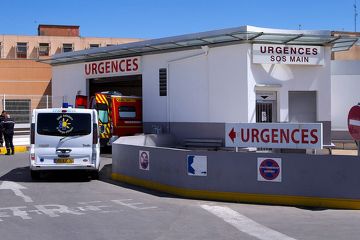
[46, 95, 49, 108]
[355, 1, 358, 32]
[3, 94, 5, 111]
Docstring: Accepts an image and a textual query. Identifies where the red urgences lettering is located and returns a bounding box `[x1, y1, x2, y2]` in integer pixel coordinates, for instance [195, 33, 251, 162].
[237, 127, 318, 145]
[84, 57, 140, 75]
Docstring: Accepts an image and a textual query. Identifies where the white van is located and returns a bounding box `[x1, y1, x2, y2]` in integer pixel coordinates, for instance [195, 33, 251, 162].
[29, 108, 100, 180]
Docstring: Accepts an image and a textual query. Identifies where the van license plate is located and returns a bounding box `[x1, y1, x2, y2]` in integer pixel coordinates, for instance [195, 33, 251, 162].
[55, 158, 74, 164]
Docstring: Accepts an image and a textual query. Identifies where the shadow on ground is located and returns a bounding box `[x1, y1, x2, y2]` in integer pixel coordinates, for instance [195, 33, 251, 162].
[0, 162, 175, 198]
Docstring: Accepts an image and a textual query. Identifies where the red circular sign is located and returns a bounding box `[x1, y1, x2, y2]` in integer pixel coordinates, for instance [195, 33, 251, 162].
[348, 105, 360, 141]
[259, 159, 280, 180]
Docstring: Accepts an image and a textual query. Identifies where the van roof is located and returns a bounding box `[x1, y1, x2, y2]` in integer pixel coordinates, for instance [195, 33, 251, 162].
[34, 108, 96, 114]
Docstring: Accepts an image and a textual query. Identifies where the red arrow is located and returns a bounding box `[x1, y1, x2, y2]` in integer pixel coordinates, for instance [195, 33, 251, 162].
[228, 128, 236, 143]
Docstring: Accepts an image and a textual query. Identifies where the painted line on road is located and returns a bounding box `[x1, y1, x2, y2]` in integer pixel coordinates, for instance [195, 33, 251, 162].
[0, 181, 33, 203]
[201, 205, 297, 240]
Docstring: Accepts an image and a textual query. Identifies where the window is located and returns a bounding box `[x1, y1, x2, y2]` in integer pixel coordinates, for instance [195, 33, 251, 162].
[37, 113, 91, 136]
[38, 43, 50, 56]
[16, 42, 27, 58]
[89, 44, 100, 48]
[96, 103, 109, 123]
[62, 43, 73, 53]
[106, 44, 115, 47]
[118, 106, 136, 119]
[4, 99, 30, 123]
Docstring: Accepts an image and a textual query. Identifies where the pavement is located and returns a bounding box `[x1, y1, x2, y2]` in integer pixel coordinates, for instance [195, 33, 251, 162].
[0, 135, 29, 155]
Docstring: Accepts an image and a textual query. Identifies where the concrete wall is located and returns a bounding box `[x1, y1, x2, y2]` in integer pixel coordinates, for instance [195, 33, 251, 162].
[112, 135, 360, 209]
[52, 62, 87, 107]
[141, 44, 249, 124]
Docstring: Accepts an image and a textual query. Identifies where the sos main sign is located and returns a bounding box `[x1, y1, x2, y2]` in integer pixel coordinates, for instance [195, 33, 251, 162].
[84, 56, 141, 78]
[252, 44, 324, 65]
[226, 123, 323, 149]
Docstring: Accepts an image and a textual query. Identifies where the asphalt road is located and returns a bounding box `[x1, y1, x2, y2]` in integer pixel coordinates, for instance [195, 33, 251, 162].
[0, 153, 360, 240]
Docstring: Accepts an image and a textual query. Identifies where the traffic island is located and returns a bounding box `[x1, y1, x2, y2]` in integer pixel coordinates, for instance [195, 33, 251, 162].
[111, 134, 360, 210]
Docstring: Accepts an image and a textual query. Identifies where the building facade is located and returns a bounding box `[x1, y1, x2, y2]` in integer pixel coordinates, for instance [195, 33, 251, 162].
[49, 26, 358, 145]
[0, 25, 141, 123]
[330, 31, 360, 140]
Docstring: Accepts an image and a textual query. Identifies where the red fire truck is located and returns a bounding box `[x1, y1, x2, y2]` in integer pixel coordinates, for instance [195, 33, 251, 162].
[75, 91, 143, 147]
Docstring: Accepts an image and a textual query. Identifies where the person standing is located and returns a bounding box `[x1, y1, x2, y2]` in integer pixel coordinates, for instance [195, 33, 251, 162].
[0, 111, 4, 147]
[1, 113, 15, 155]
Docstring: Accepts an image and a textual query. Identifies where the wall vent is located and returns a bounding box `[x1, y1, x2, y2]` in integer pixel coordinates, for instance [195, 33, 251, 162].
[159, 68, 167, 96]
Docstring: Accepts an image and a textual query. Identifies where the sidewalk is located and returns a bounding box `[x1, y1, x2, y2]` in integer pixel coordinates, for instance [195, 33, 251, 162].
[0, 135, 29, 155]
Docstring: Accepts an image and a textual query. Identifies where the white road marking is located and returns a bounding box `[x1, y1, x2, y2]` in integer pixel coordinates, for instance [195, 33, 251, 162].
[201, 205, 297, 240]
[0, 181, 33, 203]
[349, 119, 360, 127]
[0, 199, 157, 222]
[34, 204, 84, 217]
[112, 199, 158, 210]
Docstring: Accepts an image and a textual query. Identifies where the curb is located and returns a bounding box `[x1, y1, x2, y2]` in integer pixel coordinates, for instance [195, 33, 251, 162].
[112, 172, 360, 210]
[0, 146, 28, 155]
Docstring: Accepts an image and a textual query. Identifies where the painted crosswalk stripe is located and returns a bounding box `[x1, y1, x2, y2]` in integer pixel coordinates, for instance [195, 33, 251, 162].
[201, 205, 297, 240]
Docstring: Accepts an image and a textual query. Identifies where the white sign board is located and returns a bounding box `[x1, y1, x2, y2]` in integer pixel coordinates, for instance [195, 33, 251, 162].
[187, 155, 207, 176]
[253, 44, 324, 65]
[225, 123, 323, 149]
[84, 56, 141, 78]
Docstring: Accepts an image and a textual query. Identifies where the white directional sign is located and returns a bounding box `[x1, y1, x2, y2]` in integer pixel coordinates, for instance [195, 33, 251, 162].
[225, 123, 323, 149]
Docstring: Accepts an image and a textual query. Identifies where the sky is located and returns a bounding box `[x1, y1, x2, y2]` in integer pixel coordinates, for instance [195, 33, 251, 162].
[1, 0, 359, 39]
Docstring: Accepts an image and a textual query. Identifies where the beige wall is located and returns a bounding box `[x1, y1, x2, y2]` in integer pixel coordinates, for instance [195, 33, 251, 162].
[0, 60, 51, 95]
[332, 31, 360, 60]
[0, 34, 141, 112]
[0, 35, 142, 59]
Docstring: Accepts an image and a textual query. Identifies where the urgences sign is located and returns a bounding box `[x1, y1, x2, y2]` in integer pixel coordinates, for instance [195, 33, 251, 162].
[226, 123, 323, 149]
[252, 44, 324, 65]
[84, 56, 141, 78]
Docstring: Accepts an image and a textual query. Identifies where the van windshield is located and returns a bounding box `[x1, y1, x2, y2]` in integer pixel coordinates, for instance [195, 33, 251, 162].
[37, 113, 91, 136]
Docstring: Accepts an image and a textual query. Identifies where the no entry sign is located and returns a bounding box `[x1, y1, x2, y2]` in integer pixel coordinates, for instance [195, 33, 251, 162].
[257, 158, 282, 182]
[348, 104, 360, 141]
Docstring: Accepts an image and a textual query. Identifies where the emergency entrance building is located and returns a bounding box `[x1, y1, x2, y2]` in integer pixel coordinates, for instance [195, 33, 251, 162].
[47, 26, 357, 146]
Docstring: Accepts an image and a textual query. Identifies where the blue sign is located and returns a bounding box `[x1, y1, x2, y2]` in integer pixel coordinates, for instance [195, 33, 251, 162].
[187, 155, 207, 176]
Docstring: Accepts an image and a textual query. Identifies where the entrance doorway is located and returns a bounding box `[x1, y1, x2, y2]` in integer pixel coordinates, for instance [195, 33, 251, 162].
[256, 92, 277, 123]
[88, 74, 142, 97]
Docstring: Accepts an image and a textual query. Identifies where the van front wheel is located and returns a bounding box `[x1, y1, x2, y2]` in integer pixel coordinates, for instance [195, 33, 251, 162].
[30, 170, 41, 180]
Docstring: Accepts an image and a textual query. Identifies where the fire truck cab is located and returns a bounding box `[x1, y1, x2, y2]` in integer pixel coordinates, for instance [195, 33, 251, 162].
[76, 91, 143, 147]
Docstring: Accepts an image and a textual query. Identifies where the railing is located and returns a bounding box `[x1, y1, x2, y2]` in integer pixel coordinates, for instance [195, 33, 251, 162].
[0, 94, 62, 126]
